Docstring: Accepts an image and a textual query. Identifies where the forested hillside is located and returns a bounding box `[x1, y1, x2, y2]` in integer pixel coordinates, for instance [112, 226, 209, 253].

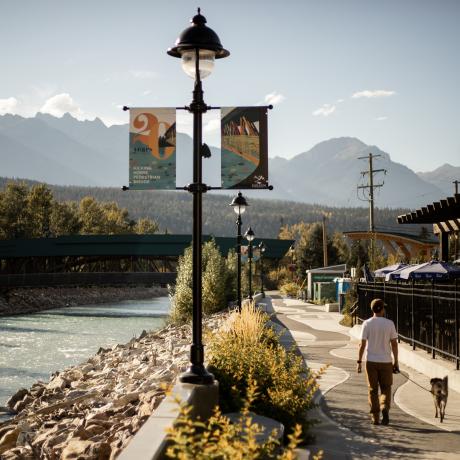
[0, 177, 426, 238]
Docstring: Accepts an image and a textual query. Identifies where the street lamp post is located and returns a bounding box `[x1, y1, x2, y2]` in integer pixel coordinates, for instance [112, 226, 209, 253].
[289, 244, 295, 281]
[258, 241, 266, 298]
[244, 227, 255, 300]
[230, 192, 249, 311]
[168, 9, 229, 385]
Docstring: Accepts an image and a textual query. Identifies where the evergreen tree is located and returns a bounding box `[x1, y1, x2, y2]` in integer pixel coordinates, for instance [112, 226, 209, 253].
[0, 182, 31, 238]
[27, 184, 54, 237]
[50, 201, 81, 236]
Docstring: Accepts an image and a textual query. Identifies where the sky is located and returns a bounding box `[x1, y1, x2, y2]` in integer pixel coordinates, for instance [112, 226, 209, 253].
[1, 0, 459, 172]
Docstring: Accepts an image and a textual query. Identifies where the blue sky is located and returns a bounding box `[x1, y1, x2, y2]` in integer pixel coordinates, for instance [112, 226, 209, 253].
[1, 0, 459, 172]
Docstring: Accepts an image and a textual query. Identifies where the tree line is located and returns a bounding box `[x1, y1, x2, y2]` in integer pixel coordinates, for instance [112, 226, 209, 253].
[0, 177, 427, 239]
[0, 181, 159, 239]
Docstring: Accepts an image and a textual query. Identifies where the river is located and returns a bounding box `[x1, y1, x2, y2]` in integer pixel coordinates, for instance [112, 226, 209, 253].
[0, 297, 170, 408]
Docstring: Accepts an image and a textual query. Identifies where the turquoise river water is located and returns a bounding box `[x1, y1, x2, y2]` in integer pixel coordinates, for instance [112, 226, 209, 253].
[0, 297, 170, 407]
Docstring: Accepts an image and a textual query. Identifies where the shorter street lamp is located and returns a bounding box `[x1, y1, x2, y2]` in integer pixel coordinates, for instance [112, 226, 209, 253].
[289, 244, 295, 280]
[230, 192, 249, 311]
[258, 241, 266, 298]
[244, 227, 255, 300]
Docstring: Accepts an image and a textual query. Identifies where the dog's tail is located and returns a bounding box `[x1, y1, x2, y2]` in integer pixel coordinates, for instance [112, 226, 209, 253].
[443, 376, 448, 395]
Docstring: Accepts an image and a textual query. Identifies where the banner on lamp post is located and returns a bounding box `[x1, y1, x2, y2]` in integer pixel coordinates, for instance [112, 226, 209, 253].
[221, 106, 269, 189]
[241, 246, 261, 263]
[129, 108, 176, 190]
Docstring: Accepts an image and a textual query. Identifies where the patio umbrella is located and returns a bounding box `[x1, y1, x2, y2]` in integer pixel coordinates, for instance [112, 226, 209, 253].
[385, 264, 419, 281]
[374, 263, 408, 278]
[399, 260, 460, 280]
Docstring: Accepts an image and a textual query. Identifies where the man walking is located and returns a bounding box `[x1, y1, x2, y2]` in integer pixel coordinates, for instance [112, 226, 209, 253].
[357, 298, 399, 425]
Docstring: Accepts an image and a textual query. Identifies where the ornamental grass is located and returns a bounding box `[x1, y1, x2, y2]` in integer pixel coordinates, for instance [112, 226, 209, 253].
[207, 303, 321, 440]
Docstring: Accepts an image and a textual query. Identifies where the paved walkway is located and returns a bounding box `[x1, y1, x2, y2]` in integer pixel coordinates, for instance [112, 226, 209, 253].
[264, 293, 460, 459]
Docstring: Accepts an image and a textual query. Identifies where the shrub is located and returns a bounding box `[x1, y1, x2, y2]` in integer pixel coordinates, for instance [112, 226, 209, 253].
[207, 303, 320, 439]
[267, 266, 291, 290]
[170, 239, 231, 323]
[166, 380, 307, 460]
[169, 246, 194, 324]
[202, 241, 228, 315]
[280, 282, 301, 297]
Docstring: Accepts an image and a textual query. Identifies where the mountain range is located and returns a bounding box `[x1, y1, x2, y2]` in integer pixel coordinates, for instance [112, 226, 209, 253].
[0, 112, 457, 209]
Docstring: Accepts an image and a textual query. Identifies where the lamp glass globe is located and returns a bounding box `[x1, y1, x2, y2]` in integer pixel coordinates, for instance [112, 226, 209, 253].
[181, 49, 215, 79]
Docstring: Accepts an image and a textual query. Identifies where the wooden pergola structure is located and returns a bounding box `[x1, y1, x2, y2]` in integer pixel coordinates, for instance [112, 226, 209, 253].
[343, 230, 437, 261]
[397, 194, 460, 261]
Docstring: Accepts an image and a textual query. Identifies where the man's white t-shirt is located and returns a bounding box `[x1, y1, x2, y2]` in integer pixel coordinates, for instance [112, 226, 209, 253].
[360, 317, 398, 363]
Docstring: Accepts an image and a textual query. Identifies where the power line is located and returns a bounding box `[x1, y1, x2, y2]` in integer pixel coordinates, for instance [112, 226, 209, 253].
[357, 153, 387, 232]
[357, 153, 387, 266]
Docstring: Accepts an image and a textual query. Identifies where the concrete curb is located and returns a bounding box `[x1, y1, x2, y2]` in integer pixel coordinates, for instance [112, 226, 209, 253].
[118, 381, 219, 460]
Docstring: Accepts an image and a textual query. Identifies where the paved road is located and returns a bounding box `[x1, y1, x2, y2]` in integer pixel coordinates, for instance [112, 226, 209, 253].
[269, 295, 460, 460]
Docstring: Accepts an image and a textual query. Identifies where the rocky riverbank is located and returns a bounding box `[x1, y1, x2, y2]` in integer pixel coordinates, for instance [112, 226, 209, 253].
[0, 285, 168, 316]
[0, 312, 227, 459]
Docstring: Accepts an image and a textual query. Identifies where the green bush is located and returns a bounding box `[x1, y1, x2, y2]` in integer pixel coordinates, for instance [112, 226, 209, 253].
[267, 267, 291, 290]
[207, 304, 320, 440]
[202, 241, 228, 315]
[279, 282, 300, 297]
[170, 239, 230, 323]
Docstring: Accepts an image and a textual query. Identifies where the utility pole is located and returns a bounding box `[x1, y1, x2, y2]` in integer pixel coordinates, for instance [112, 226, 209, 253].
[357, 153, 386, 267]
[454, 180, 459, 195]
[321, 211, 331, 267]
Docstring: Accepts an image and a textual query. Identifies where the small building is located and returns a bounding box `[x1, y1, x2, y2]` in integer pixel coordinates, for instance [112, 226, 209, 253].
[305, 264, 347, 300]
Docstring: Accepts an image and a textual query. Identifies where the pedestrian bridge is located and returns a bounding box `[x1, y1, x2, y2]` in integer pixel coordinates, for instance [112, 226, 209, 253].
[0, 234, 293, 287]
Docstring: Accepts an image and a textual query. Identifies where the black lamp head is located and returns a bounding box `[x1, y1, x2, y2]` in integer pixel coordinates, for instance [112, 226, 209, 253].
[244, 226, 255, 242]
[167, 8, 230, 59]
[230, 192, 249, 208]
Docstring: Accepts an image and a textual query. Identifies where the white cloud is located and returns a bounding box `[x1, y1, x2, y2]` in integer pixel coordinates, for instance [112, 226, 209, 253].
[142, 90, 152, 96]
[204, 118, 220, 133]
[264, 91, 285, 106]
[312, 104, 336, 117]
[336, 98, 344, 103]
[0, 97, 19, 115]
[375, 116, 388, 121]
[40, 93, 85, 120]
[129, 70, 157, 79]
[352, 89, 396, 99]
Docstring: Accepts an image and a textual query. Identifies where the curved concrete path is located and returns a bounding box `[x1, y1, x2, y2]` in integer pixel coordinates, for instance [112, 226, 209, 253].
[267, 293, 460, 459]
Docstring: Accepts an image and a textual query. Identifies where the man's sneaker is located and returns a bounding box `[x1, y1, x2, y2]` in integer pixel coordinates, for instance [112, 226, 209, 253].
[381, 409, 390, 425]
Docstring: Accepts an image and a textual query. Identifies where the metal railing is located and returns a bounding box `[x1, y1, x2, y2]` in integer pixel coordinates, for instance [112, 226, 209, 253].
[356, 280, 460, 370]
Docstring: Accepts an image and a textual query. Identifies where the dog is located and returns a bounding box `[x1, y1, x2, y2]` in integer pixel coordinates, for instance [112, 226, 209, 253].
[430, 376, 448, 422]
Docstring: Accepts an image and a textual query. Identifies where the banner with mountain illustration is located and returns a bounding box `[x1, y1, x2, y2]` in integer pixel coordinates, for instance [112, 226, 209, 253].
[221, 106, 269, 189]
[129, 108, 176, 189]
[241, 246, 261, 263]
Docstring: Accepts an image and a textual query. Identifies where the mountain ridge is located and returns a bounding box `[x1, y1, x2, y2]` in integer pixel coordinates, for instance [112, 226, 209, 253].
[0, 112, 456, 208]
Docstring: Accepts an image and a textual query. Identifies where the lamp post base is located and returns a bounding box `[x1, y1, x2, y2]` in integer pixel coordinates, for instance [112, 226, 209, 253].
[179, 364, 215, 385]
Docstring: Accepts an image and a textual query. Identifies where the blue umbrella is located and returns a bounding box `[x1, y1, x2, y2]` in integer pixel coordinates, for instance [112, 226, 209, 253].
[399, 261, 460, 280]
[374, 263, 408, 278]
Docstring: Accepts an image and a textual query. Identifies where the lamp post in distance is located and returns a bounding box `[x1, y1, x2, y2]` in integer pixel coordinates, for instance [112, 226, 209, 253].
[258, 241, 266, 298]
[244, 227, 255, 300]
[167, 8, 229, 385]
[289, 244, 296, 280]
[230, 192, 249, 311]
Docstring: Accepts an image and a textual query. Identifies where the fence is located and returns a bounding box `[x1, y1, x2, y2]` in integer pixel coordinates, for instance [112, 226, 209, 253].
[356, 280, 460, 369]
